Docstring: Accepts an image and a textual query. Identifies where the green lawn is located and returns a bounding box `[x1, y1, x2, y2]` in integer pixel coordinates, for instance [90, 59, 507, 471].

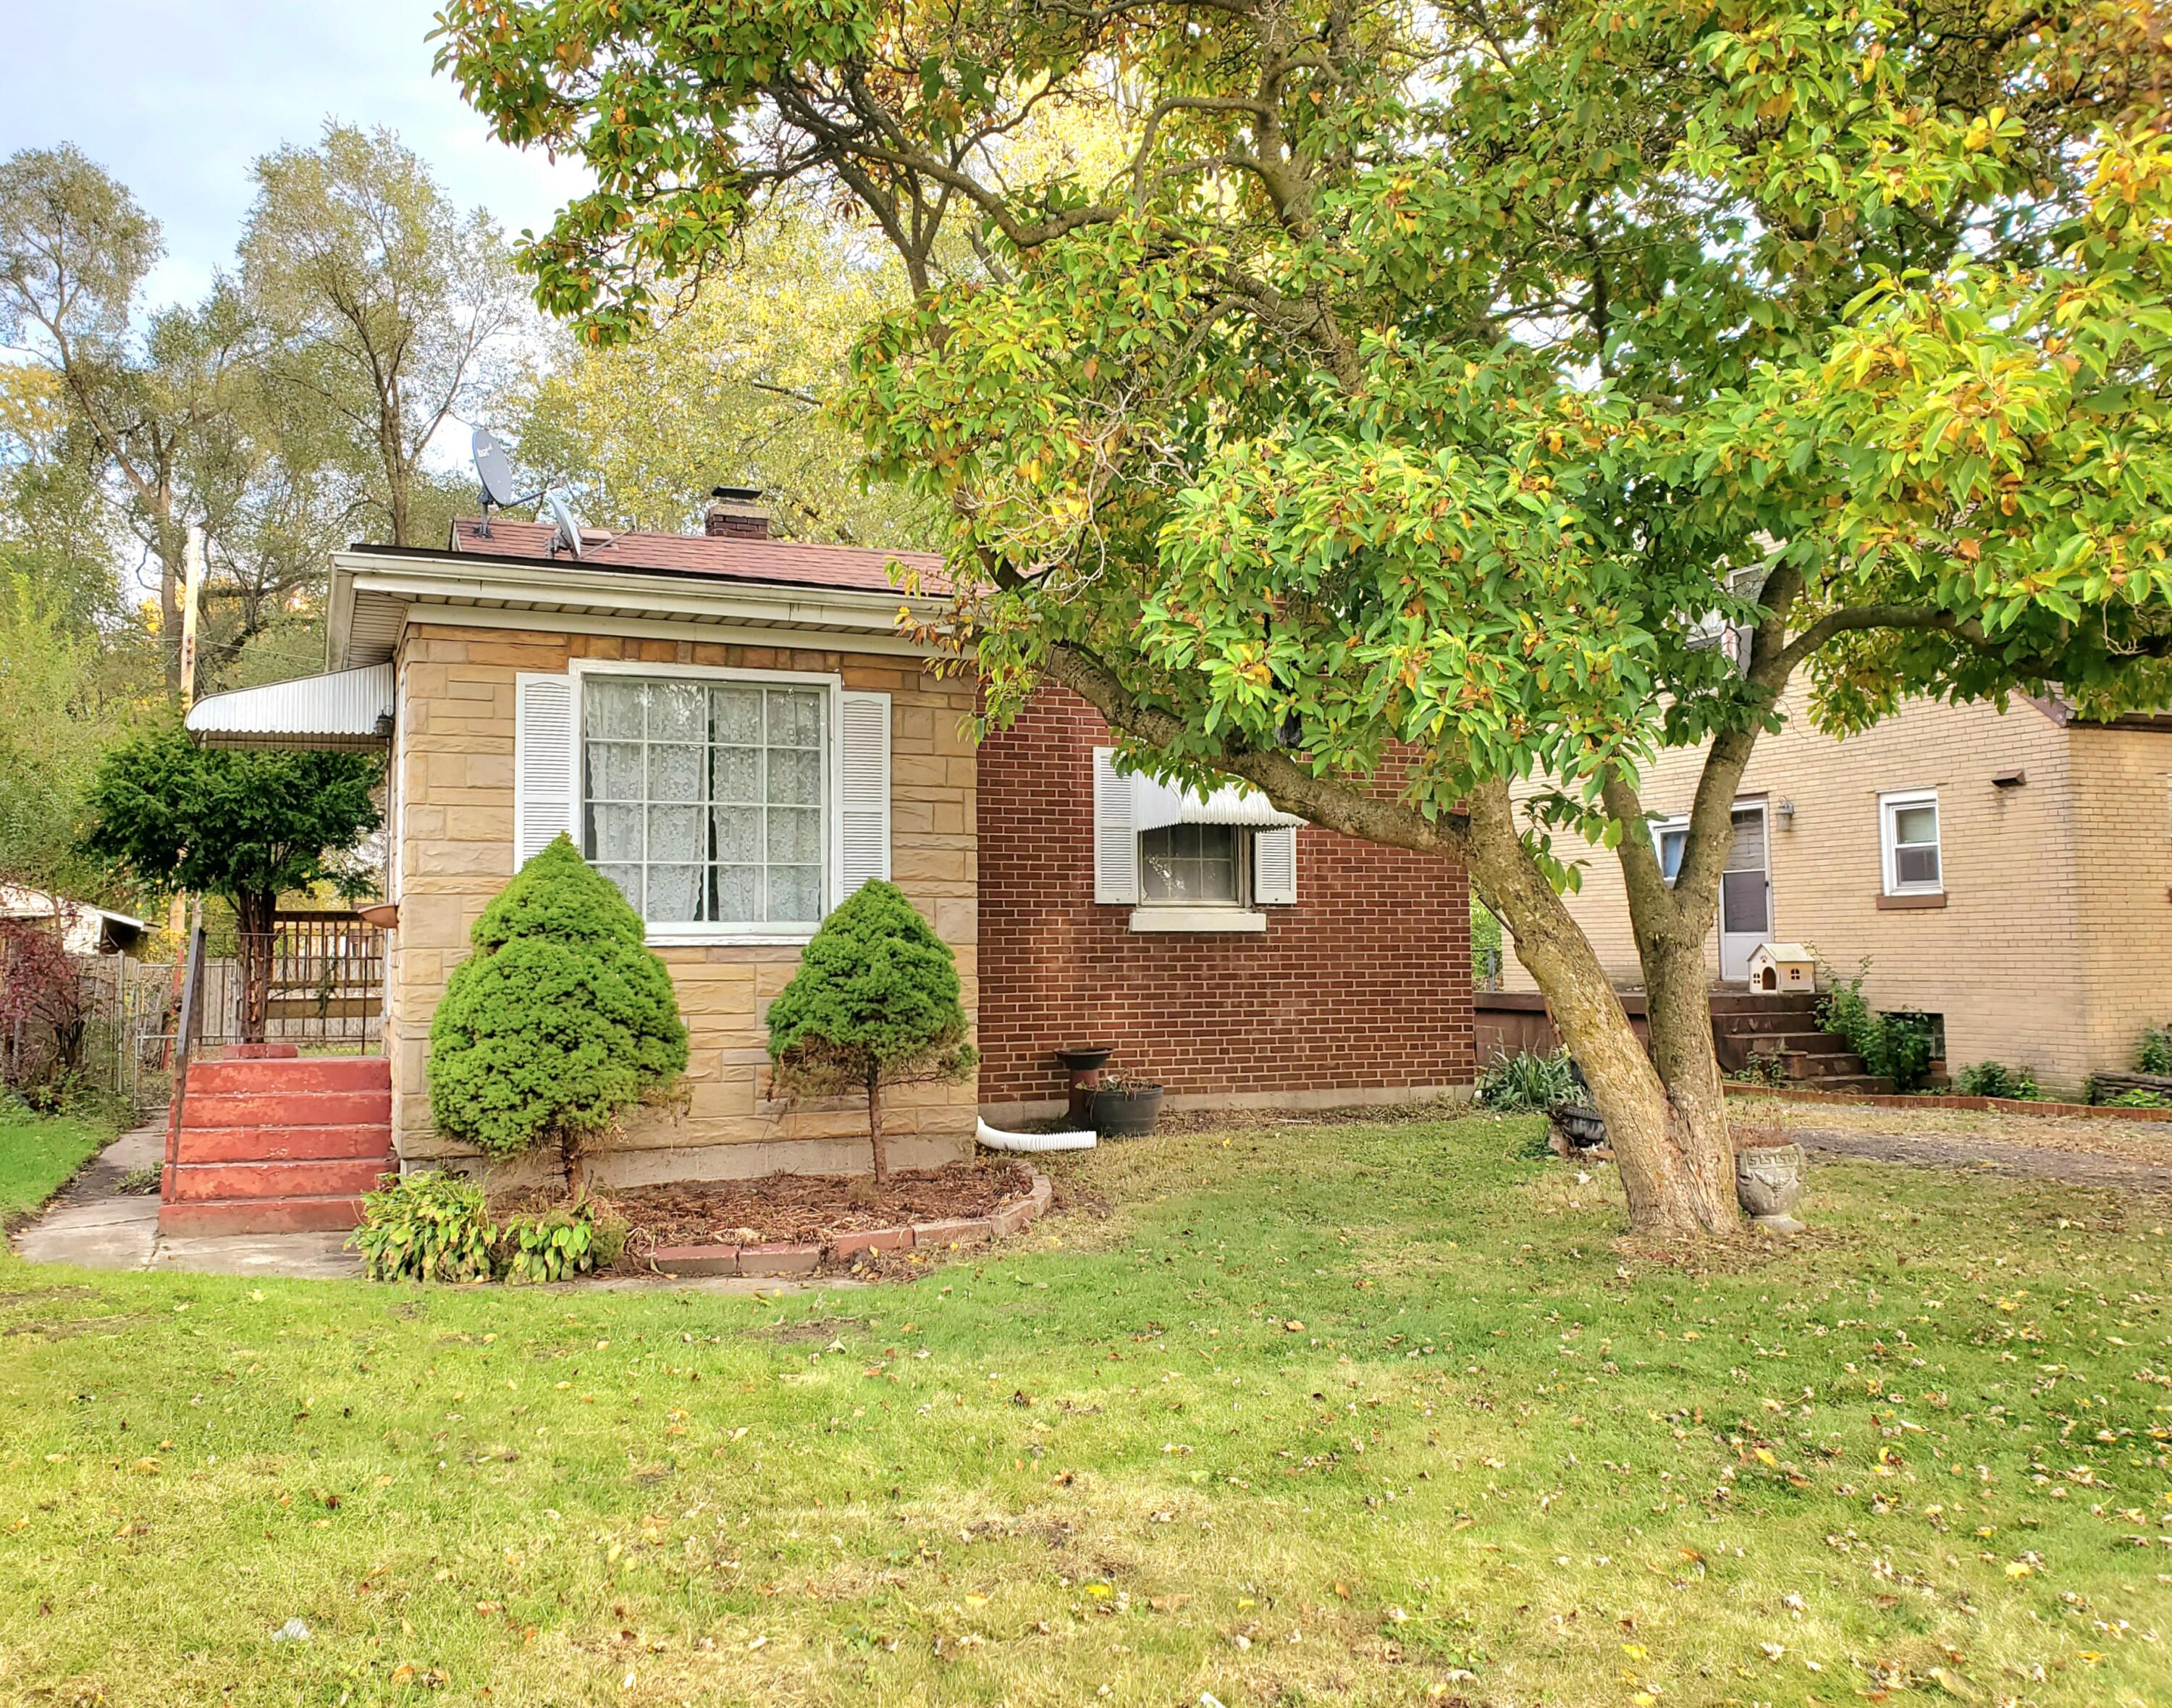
[1, 1114, 2167, 1707]
[0, 1109, 112, 1221]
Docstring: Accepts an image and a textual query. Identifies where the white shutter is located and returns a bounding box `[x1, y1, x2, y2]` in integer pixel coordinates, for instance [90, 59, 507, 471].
[1253, 825, 1298, 904]
[513, 672, 576, 868]
[838, 689, 891, 896]
[1093, 746, 1137, 904]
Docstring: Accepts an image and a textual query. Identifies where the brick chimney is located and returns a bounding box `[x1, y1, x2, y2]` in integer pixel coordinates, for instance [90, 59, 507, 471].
[704, 485, 769, 539]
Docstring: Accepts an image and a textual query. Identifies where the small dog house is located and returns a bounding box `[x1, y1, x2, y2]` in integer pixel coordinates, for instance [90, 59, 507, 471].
[1746, 941, 1816, 993]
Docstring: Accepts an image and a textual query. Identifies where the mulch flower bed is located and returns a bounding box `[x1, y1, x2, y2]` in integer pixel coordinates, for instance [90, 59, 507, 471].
[600, 1159, 1031, 1249]
[550, 1158, 1050, 1279]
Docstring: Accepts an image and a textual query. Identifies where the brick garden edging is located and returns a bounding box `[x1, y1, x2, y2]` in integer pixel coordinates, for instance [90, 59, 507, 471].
[649, 1170, 1053, 1278]
[1724, 1082, 2172, 1124]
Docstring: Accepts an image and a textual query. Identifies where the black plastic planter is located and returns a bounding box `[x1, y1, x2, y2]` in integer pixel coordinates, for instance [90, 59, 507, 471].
[1093, 1086, 1164, 1138]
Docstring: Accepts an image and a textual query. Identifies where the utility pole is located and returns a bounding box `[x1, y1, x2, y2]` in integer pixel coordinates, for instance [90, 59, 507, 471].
[167, 526, 205, 981]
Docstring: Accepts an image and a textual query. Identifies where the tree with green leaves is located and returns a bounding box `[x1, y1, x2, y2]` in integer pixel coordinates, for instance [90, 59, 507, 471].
[505, 209, 937, 547]
[0, 145, 243, 691]
[429, 835, 687, 1196]
[241, 123, 526, 548]
[80, 726, 382, 1039]
[442, 0, 2172, 1236]
[765, 880, 975, 1182]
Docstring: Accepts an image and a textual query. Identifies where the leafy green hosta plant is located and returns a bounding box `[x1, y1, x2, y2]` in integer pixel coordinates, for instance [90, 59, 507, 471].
[497, 1203, 620, 1284]
[765, 880, 976, 1182]
[352, 1171, 494, 1284]
[429, 835, 687, 1197]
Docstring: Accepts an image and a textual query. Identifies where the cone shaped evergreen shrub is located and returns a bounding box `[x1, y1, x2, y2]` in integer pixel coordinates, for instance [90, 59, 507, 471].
[765, 880, 976, 1179]
[429, 835, 687, 1179]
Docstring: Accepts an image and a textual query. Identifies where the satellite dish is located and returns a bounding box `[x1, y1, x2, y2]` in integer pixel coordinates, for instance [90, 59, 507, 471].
[471, 427, 542, 537]
[544, 492, 585, 560]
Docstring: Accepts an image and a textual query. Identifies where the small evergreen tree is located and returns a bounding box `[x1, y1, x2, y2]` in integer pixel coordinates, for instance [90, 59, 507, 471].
[428, 834, 686, 1195]
[765, 880, 975, 1182]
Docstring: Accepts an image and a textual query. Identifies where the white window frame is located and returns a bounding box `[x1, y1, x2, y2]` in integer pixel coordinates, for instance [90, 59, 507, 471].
[1135, 820, 1252, 910]
[567, 658, 843, 946]
[1880, 788, 1942, 896]
[1651, 815, 1688, 886]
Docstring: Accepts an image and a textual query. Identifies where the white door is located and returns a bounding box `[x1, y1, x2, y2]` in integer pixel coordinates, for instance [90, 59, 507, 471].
[1717, 804, 1772, 983]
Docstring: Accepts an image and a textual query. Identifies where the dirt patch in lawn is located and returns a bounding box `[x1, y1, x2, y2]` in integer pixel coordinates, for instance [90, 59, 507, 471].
[1728, 1093, 2172, 1178]
[575, 1158, 1035, 1255]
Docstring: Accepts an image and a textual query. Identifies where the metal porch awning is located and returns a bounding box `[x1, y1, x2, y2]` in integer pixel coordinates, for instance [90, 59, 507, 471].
[1129, 772, 1303, 831]
[185, 663, 395, 751]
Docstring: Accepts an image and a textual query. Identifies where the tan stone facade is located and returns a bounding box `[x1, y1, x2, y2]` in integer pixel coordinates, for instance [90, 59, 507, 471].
[385, 621, 980, 1183]
[1504, 689, 2172, 1095]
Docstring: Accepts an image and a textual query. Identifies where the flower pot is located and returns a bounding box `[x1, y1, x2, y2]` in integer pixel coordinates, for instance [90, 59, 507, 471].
[1734, 1140, 1807, 1233]
[1093, 1085, 1163, 1139]
[355, 903, 400, 930]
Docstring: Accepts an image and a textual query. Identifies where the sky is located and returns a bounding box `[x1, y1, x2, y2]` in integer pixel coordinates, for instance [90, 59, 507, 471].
[0, 0, 590, 315]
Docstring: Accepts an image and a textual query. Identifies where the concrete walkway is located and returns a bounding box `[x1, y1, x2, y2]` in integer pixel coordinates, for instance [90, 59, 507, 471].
[12, 1116, 361, 1279]
[11, 1119, 846, 1291]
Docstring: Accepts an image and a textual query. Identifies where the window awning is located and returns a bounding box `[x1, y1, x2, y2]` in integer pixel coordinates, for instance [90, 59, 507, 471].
[1129, 772, 1304, 831]
[185, 663, 395, 751]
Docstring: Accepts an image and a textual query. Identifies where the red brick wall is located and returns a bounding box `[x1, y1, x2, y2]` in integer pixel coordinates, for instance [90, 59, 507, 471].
[977, 687, 1475, 1108]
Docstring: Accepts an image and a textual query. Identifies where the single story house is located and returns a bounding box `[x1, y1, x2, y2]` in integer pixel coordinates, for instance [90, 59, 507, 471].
[188, 495, 1474, 1187]
[1502, 683, 2172, 1094]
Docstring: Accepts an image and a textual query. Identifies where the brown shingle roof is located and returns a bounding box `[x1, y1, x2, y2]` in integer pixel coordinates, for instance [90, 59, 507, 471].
[447, 517, 950, 597]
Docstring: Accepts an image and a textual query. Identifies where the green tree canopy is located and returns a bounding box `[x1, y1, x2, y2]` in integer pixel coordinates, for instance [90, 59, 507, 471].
[441, 0, 2172, 1234]
[241, 123, 527, 547]
[505, 209, 938, 547]
[766, 880, 975, 1181]
[429, 835, 687, 1189]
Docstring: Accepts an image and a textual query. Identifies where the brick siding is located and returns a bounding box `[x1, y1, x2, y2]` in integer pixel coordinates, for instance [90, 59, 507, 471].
[976, 687, 1475, 1111]
[1504, 686, 2172, 1095]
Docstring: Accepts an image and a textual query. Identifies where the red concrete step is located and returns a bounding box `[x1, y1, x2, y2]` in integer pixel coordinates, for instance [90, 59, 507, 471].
[182, 1090, 392, 1129]
[167, 1158, 394, 1202]
[174, 1124, 397, 1164]
[186, 1056, 390, 1095]
[159, 1195, 370, 1236]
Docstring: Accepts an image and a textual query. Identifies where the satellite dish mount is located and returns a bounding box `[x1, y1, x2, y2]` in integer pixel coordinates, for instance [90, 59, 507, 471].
[470, 427, 544, 538]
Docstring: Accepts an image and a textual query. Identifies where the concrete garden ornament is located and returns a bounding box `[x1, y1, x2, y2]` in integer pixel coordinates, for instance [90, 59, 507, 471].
[1733, 1134, 1808, 1234]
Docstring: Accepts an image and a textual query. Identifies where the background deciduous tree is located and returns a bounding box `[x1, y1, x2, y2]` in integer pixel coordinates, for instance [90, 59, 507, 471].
[506, 210, 935, 547]
[442, 0, 2172, 1237]
[241, 123, 526, 549]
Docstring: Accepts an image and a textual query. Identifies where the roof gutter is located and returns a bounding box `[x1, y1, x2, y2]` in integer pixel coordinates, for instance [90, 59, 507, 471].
[327, 547, 956, 671]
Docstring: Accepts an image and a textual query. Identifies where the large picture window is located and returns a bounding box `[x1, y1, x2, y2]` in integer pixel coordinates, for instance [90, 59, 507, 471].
[582, 676, 827, 928]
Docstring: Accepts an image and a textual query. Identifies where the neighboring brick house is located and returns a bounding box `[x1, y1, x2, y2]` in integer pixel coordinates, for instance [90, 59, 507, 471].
[188, 499, 1473, 1185]
[1503, 685, 2172, 1094]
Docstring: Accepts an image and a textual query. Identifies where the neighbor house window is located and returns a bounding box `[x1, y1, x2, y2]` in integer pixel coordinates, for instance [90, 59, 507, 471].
[1880, 790, 1941, 895]
[1652, 818, 1688, 885]
[582, 676, 827, 928]
[1138, 822, 1245, 906]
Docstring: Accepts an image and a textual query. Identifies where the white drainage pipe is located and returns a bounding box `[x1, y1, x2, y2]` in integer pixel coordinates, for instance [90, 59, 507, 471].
[976, 1117, 1097, 1153]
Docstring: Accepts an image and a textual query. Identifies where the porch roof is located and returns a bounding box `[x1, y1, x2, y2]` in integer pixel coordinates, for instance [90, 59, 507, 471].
[185, 662, 395, 752]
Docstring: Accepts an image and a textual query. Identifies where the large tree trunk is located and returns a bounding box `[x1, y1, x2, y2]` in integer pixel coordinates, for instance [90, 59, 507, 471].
[1465, 783, 1741, 1238]
[867, 1073, 889, 1182]
[233, 889, 276, 1044]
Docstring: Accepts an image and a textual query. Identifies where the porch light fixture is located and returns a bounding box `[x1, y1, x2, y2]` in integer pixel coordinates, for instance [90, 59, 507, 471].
[1775, 798, 1796, 828]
